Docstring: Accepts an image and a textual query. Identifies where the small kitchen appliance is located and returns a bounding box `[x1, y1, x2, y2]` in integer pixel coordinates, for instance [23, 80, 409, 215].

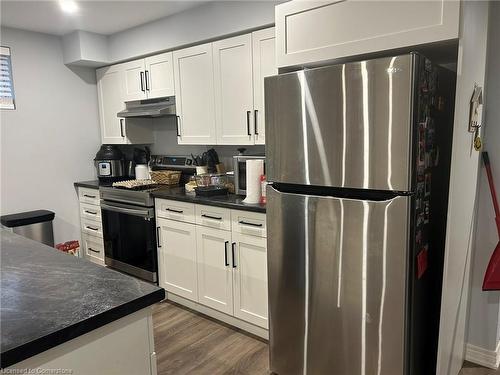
[94, 145, 125, 185]
[233, 155, 265, 195]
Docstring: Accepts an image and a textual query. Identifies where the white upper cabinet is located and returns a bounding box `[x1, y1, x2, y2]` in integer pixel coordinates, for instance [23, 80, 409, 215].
[122, 59, 147, 101]
[252, 28, 277, 145]
[213, 34, 254, 145]
[173, 43, 218, 145]
[275, 0, 460, 68]
[96, 65, 128, 144]
[144, 52, 175, 99]
[96, 65, 153, 145]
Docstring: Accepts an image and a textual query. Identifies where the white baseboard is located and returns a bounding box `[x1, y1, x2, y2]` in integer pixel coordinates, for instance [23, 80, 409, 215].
[166, 293, 269, 340]
[465, 341, 500, 369]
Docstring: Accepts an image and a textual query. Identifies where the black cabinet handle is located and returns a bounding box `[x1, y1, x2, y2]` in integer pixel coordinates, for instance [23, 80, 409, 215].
[224, 241, 229, 266]
[254, 109, 258, 135]
[238, 220, 263, 227]
[120, 119, 125, 138]
[145, 70, 150, 91]
[201, 214, 222, 221]
[246, 111, 251, 136]
[88, 247, 100, 253]
[166, 208, 183, 214]
[140, 71, 145, 92]
[156, 227, 161, 248]
[83, 194, 96, 199]
[86, 226, 99, 231]
[231, 242, 236, 268]
[84, 210, 97, 215]
[176, 116, 181, 137]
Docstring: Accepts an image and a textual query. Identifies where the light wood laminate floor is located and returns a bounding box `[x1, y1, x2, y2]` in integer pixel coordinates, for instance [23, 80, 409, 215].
[153, 301, 269, 375]
[153, 301, 497, 375]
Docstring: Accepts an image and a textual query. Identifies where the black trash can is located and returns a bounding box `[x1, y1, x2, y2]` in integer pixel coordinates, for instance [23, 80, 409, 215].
[1, 210, 55, 246]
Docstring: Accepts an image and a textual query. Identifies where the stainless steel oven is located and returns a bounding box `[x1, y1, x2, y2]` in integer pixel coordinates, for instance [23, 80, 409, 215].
[100, 187, 158, 283]
[233, 155, 266, 195]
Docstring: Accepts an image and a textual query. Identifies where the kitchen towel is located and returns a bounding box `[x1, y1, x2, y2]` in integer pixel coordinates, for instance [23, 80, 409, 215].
[243, 159, 264, 204]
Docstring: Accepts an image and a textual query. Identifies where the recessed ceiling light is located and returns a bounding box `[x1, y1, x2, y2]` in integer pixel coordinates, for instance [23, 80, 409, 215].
[59, 0, 79, 14]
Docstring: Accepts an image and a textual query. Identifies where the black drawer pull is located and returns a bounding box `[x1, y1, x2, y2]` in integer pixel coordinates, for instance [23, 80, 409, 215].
[231, 242, 237, 268]
[83, 194, 96, 198]
[224, 241, 229, 266]
[88, 247, 100, 253]
[166, 208, 183, 214]
[86, 226, 99, 231]
[254, 109, 258, 135]
[202, 214, 222, 221]
[238, 220, 263, 227]
[84, 210, 98, 215]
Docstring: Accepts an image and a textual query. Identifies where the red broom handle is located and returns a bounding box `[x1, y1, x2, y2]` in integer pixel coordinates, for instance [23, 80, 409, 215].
[483, 152, 500, 236]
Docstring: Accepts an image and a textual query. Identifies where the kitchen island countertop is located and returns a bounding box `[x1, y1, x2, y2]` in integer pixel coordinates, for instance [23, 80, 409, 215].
[0, 230, 165, 368]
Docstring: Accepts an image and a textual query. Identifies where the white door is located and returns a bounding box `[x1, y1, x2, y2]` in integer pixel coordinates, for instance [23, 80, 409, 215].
[145, 52, 175, 99]
[196, 226, 233, 315]
[122, 59, 147, 102]
[96, 65, 127, 145]
[232, 232, 268, 328]
[252, 28, 277, 145]
[173, 43, 217, 145]
[213, 34, 254, 145]
[157, 217, 198, 302]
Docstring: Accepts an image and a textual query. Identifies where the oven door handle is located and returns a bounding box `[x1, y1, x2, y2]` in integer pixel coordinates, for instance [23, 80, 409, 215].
[101, 201, 153, 218]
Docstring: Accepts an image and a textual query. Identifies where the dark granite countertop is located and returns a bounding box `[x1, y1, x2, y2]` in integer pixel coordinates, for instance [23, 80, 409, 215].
[74, 180, 100, 189]
[0, 230, 165, 368]
[152, 186, 266, 213]
[74, 180, 266, 213]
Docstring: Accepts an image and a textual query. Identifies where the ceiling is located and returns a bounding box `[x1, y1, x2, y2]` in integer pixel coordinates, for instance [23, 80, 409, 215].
[0, 1, 210, 36]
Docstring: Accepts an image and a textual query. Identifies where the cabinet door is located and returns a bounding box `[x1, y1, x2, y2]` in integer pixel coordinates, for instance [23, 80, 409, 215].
[213, 34, 254, 145]
[157, 217, 198, 302]
[232, 232, 268, 328]
[96, 66, 127, 145]
[145, 52, 175, 99]
[252, 28, 277, 145]
[173, 43, 217, 145]
[122, 59, 147, 102]
[196, 226, 233, 315]
[275, 0, 460, 68]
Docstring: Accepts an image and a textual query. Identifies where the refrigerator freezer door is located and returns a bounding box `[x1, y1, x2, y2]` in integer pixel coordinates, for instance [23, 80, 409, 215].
[265, 54, 414, 192]
[267, 186, 409, 375]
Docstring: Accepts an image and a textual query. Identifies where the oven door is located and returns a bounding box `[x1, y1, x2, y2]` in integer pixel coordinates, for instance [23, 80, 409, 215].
[100, 200, 157, 283]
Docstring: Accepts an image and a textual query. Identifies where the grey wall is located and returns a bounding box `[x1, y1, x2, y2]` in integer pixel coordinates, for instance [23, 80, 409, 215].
[0, 27, 101, 244]
[149, 118, 264, 171]
[467, 1, 500, 352]
[107, 0, 279, 63]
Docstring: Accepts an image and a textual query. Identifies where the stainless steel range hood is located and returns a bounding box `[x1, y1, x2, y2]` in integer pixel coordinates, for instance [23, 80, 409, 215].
[117, 97, 176, 118]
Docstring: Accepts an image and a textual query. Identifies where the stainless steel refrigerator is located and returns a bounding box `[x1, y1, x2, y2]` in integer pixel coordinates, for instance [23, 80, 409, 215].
[265, 53, 456, 375]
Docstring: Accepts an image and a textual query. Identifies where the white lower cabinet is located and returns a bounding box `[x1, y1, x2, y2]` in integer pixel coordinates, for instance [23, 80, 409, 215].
[77, 187, 104, 266]
[196, 226, 233, 315]
[232, 232, 268, 328]
[155, 198, 268, 332]
[157, 217, 198, 302]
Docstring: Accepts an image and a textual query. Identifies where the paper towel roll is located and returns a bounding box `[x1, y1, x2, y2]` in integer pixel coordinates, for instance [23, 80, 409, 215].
[243, 159, 264, 204]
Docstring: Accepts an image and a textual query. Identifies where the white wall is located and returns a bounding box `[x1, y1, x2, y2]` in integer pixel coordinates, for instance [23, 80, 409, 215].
[466, 0, 500, 360]
[436, 1, 491, 374]
[0, 27, 100, 244]
[106, 0, 279, 63]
